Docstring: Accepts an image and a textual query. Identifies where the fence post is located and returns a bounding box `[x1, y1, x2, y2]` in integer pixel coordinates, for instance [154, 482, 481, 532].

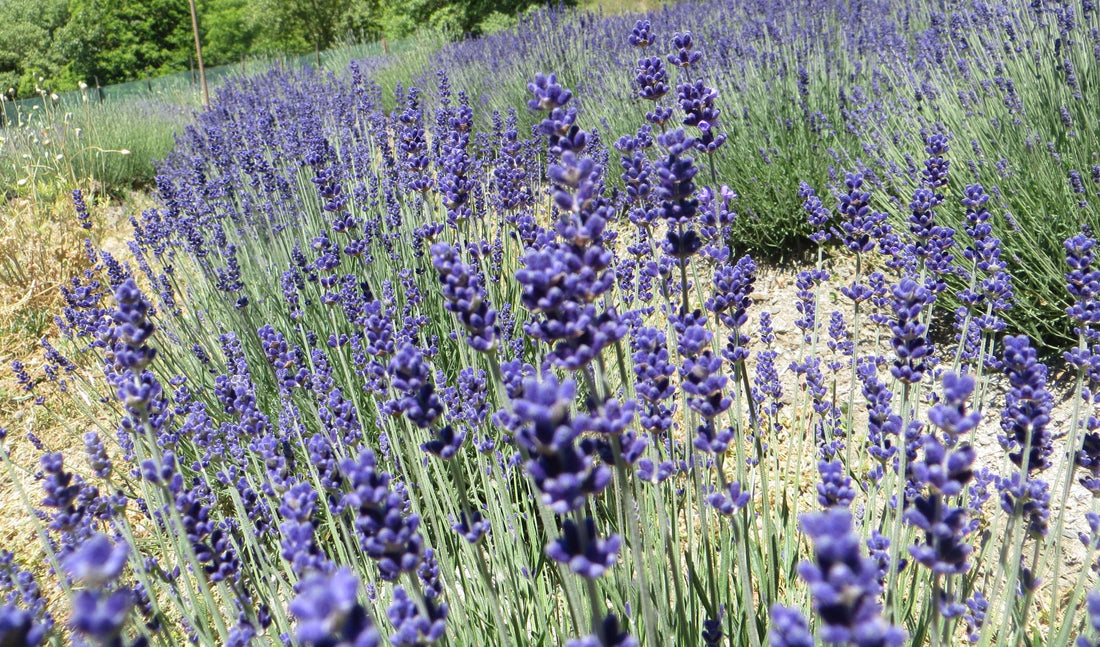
[95, 76, 104, 103]
[188, 0, 209, 105]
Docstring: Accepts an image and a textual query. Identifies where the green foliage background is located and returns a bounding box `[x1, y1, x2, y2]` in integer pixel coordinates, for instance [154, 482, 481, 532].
[0, 0, 570, 97]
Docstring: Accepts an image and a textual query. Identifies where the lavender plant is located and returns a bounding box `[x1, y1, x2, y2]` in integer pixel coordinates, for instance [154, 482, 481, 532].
[4, 4, 1100, 647]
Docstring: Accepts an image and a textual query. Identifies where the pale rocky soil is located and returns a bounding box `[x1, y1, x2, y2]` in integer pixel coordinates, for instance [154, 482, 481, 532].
[0, 195, 140, 610]
[748, 252, 1098, 607]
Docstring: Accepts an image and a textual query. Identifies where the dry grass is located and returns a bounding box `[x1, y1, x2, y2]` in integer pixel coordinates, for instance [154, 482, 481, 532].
[581, 0, 672, 15]
[0, 190, 148, 579]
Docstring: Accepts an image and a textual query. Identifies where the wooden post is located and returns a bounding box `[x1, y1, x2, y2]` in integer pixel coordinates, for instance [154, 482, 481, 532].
[95, 75, 104, 103]
[190, 55, 195, 85]
[382, 36, 388, 54]
[145, 70, 153, 93]
[188, 0, 209, 105]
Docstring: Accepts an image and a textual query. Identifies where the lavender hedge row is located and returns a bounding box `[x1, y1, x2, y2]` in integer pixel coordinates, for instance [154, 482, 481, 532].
[419, 0, 1099, 344]
[2, 3, 1100, 647]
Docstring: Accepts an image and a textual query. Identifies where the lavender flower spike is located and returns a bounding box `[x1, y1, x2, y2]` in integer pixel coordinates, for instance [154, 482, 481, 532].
[289, 568, 380, 647]
[798, 509, 905, 646]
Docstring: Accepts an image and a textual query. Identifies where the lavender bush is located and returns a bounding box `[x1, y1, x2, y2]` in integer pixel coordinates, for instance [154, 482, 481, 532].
[422, 0, 1099, 345]
[3, 2, 1100, 647]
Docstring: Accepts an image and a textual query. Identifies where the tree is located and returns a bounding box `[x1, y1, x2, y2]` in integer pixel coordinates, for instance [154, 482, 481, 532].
[57, 0, 193, 87]
[381, 0, 571, 38]
[0, 0, 70, 97]
[252, 0, 357, 57]
[198, 0, 263, 66]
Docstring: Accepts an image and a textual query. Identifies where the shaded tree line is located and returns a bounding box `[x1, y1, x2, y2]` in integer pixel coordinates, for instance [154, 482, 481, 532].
[0, 0, 562, 98]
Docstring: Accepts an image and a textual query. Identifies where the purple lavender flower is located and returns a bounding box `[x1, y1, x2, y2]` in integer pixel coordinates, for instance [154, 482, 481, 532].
[817, 460, 854, 508]
[635, 57, 670, 102]
[922, 133, 950, 192]
[693, 420, 734, 453]
[906, 419, 977, 578]
[279, 483, 330, 578]
[748, 323, 783, 435]
[677, 79, 726, 153]
[175, 483, 240, 583]
[709, 255, 756, 362]
[512, 374, 611, 514]
[768, 605, 813, 647]
[60, 534, 135, 647]
[859, 359, 900, 471]
[794, 268, 829, 342]
[39, 452, 92, 546]
[904, 488, 974, 575]
[493, 109, 533, 213]
[0, 604, 45, 646]
[340, 450, 424, 581]
[798, 509, 906, 646]
[70, 590, 133, 645]
[547, 152, 613, 248]
[62, 534, 128, 588]
[0, 551, 52, 641]
[528, 73, 586, 155]
[10, 361, 34, 393]
[631, 327, 676, 435]
[667, 32, 703, 69]
[702, 615, 722, 647]
[707, 481, 751, 515]
[799, 182, 831, 244]
[397, 88, 433, 193]
[1076, 432, 1100, 496]
[628, 20, 653, 48]
[889, 277, 932, 384]
[387, 587, 447, 647]
[565, 614, 637, 647]
[73, 189, 92, 230]
[681, 351, 731, 420]
[388, 343, 443, 429]
[1065, 229, 1100, 337]
[826, 311, 852, 370]
[110, 279, 156, 373]
[431, 242, 498, 352]
[1078, 591, 1100, 647]
[999, 335, 1053, 473]
[833, 172, 889, 254]
[906, 188, 955, 291]
[927, 373, 981, 445]
[289, 568, 380, 647]
[546, 517, 621, 578]
[518, 74, 625, 369]
[452, 511, 490, 544]
[963, 591, 988, 643]
[655, 129, 703, 315]
[421, 425, 467, 460]
[434, 78, 475, 227]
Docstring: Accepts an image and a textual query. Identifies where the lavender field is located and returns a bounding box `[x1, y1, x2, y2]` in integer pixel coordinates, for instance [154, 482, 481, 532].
[3, 0, 1100, 646]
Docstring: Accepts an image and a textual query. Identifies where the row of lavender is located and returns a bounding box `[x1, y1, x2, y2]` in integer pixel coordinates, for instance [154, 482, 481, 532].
[2, 7, 1100, 647]
[424, 0, 1100, 345]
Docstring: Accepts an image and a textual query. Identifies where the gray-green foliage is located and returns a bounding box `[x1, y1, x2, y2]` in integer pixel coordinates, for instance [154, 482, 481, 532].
[407, 1, 1099, 344]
